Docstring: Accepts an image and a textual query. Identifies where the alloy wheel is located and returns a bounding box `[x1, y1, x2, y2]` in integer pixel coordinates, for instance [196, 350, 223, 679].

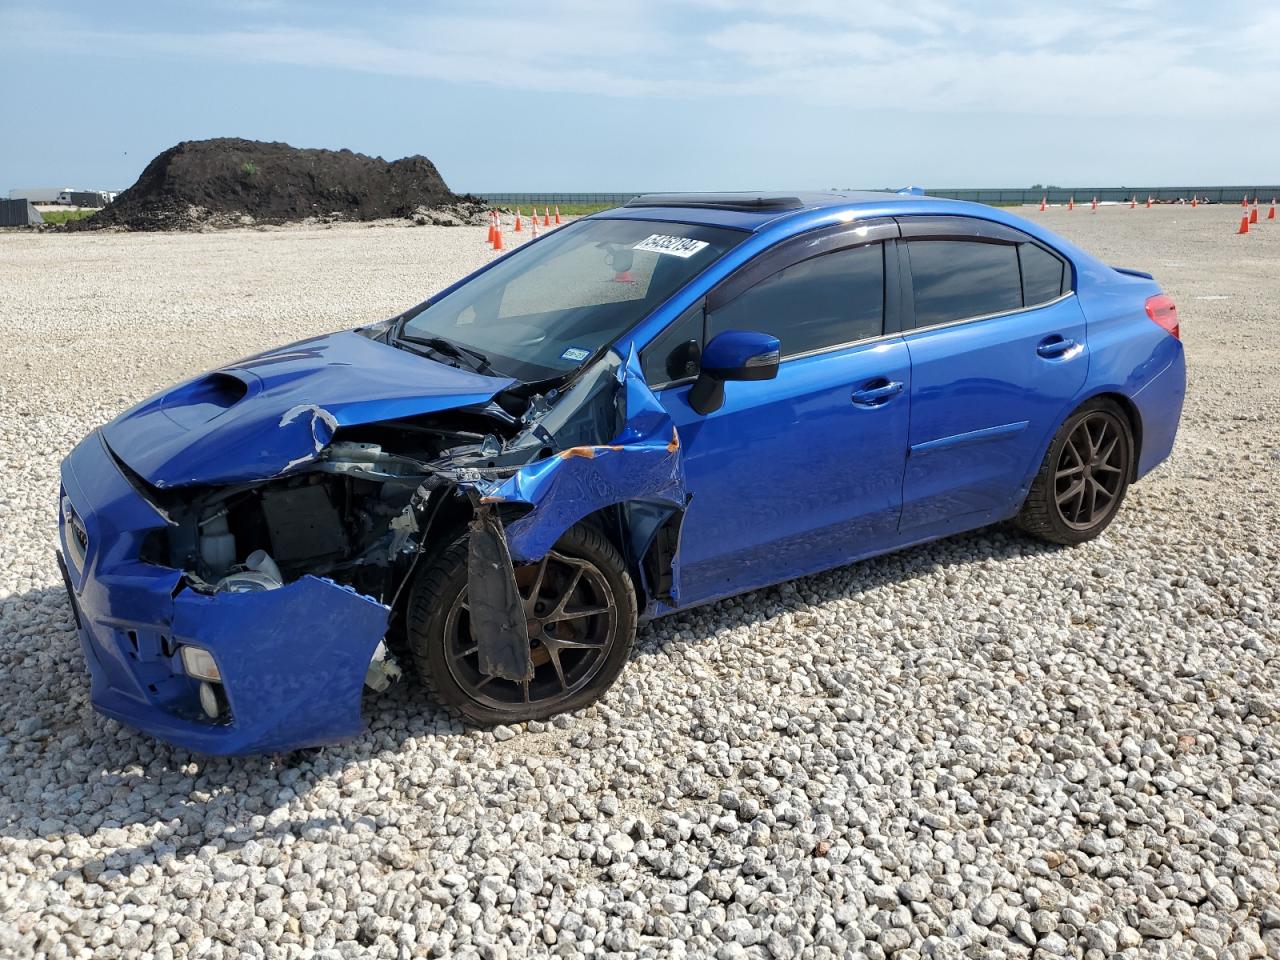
[444, 551, 618, 711]
[1053, 411, 1130, 530]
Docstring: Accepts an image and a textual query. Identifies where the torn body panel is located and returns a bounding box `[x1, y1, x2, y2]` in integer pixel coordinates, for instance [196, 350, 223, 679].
[465, 347, 689, 611]
[627, 502, 686, 616]
[493, 348, 687, 563]
[60, 431, 391, 755]
[167, 576, 389, 754]
[466, 504, 533, 682]
[489, 437, 684, 563]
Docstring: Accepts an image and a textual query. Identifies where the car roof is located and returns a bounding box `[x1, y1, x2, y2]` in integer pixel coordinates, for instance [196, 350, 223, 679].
[591, 190, 930, 231]
[585, 190, 1107, 286]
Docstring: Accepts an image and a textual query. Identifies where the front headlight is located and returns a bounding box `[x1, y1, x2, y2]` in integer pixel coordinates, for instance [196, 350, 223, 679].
[179, 645, 222, 682]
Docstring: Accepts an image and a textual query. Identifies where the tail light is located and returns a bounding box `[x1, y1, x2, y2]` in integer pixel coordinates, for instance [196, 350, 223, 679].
[1145, 294, 1179, 340]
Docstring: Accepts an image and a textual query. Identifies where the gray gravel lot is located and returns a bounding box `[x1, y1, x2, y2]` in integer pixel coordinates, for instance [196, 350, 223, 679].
[1, 207, 1277, 959]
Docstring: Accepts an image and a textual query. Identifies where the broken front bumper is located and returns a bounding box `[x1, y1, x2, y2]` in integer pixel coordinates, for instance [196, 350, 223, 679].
[58, 431, 390, 756]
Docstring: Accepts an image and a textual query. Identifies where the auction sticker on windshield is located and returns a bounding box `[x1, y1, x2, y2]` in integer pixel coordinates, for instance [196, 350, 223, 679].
[633, 234, 710, 258]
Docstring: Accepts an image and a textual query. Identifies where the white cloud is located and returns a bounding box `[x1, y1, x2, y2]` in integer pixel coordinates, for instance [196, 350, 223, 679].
[706, 22, 910, 67]
[7, 0, 1277, 116]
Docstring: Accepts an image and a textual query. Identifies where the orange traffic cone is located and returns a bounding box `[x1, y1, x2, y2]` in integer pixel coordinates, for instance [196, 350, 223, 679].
[1191, 196, 1198, 209]
[530, 213, 539, 238]
[1039, 196, 1046, 212]
[1130, 197, 1136, 209]
[543, 206, 551, 226]
[487, 212, 497, 244]
[492, 222, 505, 250]
[554, 206, 562, 224]
[513, 208, 523, 232]
[1238, 214, 1250, 235]
[1146, 196, 1152, 208]
[1068, 196, 1075, 211]
[1269, 199, 1276, 220]
[1250, 206, 1259, 224]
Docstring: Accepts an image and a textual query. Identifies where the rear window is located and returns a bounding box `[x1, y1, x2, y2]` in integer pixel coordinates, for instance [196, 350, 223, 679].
[906, 240, 1023, 327]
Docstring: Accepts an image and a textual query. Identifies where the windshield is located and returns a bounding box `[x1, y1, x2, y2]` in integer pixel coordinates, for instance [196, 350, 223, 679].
[399, 218, 745, 381]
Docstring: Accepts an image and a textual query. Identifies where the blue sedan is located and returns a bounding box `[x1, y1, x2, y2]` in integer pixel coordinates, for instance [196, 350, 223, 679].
[57, 191, 1185, 754]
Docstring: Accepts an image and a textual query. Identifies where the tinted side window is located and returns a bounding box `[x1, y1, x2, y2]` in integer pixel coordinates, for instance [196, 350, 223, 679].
[707, 243, 884, 358]
[1019, 242, 1067, 306]
[642, 304, 703, 387]
[906, 240, 1022, 327]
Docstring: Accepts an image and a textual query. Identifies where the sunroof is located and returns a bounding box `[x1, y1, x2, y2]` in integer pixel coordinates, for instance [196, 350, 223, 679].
[624, 193, 804, 213]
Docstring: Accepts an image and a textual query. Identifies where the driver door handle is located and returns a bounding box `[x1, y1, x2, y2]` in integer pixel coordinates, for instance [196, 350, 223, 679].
[851, 379, 904, 407]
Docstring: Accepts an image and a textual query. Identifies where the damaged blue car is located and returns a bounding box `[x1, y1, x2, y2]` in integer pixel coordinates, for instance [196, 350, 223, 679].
[58, 192, 1185, 754]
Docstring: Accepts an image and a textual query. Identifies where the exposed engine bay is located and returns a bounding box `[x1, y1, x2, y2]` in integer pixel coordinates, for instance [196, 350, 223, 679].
[139, 348, 626, 596]
[123, 347, 683, 701]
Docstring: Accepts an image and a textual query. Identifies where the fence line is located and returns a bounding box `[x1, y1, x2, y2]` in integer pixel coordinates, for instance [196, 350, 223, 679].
[476, 187, 1280, 207]
[926, 187, 1280, 204]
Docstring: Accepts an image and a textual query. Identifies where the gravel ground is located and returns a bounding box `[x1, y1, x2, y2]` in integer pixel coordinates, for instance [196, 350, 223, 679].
[0, 207, 1277, 960]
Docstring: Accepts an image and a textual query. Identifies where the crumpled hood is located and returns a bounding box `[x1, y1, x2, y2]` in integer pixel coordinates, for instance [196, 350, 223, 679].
[102, 330, 514, 488]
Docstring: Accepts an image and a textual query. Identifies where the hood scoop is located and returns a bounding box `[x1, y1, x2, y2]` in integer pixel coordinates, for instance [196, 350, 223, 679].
[160, 372, 253, 428]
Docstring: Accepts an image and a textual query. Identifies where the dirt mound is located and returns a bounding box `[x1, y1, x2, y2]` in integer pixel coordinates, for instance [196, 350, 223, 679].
[79, 138, 482, 230]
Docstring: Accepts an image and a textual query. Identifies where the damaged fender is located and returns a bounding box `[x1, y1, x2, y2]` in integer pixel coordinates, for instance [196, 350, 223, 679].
[493, 435, 685, 560]
[483, 348, 686, 560]
[462, 347, 689, 675]
[490, 346, 687, 560]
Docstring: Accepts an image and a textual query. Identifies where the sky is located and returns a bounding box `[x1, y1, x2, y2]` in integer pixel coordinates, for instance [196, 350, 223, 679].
[3, 0, 1278, 194]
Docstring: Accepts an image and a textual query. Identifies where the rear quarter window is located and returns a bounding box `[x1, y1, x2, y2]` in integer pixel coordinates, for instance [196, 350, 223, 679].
[1019, 242, 1068, 306]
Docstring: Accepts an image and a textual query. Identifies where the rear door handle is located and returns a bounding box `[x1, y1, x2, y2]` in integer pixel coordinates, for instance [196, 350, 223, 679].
[851, 379, 904, 406]
[1037, 335, 1080, 359]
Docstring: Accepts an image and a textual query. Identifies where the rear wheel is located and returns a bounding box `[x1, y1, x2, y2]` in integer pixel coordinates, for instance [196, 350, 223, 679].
[1018, 399, 1133, 545]
[407, 523, 636, 724]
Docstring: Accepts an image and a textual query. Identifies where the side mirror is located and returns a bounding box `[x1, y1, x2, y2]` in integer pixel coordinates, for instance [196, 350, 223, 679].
[688, 330, 780, 415]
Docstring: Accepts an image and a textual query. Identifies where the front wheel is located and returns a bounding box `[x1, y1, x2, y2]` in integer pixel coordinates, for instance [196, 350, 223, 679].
[1017, 400, 1134, 545]
[406, 523, 637, 724]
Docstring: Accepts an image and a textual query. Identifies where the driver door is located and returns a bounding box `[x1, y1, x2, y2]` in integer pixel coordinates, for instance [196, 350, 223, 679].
[647, 225, 912, 606]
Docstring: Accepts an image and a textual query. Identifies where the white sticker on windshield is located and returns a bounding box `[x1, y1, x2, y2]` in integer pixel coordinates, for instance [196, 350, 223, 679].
[633, 234, 709, 258]
[560, 346, 591, 362]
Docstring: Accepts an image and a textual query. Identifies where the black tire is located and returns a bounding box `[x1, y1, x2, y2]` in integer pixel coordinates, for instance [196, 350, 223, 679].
[406, 522, 637, 725]
[1017, 399, 1134, 545]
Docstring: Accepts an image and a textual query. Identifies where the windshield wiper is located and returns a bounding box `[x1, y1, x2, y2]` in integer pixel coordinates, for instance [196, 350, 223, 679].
[397, 333, 493, 374]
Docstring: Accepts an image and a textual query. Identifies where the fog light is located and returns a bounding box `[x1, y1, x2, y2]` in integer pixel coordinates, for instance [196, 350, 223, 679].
[180, 645, 221, 682]
[198, 681, 222, 719]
